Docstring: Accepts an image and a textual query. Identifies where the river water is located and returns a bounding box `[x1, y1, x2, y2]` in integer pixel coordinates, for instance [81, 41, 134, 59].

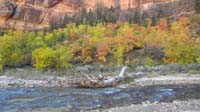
[0, 85, 200, 112]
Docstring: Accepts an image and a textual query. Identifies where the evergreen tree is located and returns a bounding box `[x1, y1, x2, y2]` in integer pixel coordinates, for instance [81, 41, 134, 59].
[63, 15, 71, 25]
[96, 5, 103, 23]
[157, 8, 164, 18]
[133, 9, 141, 24]
[141, 12, 149, 27]
[87, 9, 95, 26]
[81, 8, 87, 24]
[195, 0, 200, 13]
[151, 17, 157, 26]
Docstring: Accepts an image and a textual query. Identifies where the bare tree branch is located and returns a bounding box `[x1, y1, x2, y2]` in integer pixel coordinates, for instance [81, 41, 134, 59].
[73, 66, 129, 88]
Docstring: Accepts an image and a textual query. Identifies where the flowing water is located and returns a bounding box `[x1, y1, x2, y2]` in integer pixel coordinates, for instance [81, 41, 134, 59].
[0, 85, 200, 111]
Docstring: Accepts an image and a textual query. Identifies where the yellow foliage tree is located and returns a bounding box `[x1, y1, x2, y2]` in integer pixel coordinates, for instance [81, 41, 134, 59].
[0, 35, 23, 67]
[32, 47, 55, 69]
[55, 46, 72, 69]
[0, 54, 3, 75]
[163, 20, 199, 64]
[113, 45, 128, 65]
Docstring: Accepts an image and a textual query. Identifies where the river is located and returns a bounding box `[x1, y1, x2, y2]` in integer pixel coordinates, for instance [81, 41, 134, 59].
[0, 85, 200, 112]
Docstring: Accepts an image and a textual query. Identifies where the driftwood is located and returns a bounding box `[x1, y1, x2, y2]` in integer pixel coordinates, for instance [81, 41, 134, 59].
[73, 66, 129, 88]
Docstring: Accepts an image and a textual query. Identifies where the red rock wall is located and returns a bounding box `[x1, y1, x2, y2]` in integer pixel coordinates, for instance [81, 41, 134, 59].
[0, 0, 195, 30]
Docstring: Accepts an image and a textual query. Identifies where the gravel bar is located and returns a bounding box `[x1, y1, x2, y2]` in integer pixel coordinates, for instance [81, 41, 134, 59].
[1, 74, 200, 88]
[95, 99, 200, 112]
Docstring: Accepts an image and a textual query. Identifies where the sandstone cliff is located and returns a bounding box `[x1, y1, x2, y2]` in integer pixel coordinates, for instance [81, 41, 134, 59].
[0, 0, 195, 30]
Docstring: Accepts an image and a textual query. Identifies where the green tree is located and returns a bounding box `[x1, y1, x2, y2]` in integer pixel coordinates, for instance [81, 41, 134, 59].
[96, 4, 103, 23]
[141, 12, 149, 27]
[87, 9, 96, 26]
[81, 8, 87, 24]
[0, 35, 23, 67]
[113, 45, 128, 65]
[133, 9, 141, 24]
[195, 0, 200, 13]
[151, 17, 157, 26]
[22, 34, 45, 65]
[55, 46, 72, 69]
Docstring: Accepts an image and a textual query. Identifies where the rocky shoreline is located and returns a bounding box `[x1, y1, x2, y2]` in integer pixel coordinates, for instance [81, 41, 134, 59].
[129, 75, 200, 87]
[0, 64, 200, 88]
[18, 99, 200, 112]
[1, 73, 200, 88]
[0, 75, 71, 88]
[95, 99, 200, 112]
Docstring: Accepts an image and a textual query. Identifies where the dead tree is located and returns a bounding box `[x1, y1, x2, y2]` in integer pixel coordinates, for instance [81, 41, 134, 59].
[73, 66, 129, 88]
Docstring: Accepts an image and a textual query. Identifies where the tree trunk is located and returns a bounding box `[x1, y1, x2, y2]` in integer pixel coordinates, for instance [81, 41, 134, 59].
[73, 66, 128, 88]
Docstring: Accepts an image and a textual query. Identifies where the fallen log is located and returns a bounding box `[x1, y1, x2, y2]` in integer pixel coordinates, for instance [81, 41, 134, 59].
[73, 66, 129, 88]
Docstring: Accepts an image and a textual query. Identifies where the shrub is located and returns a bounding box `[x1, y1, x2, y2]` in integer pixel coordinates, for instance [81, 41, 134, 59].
[197, 56, 200, 64]
[81, 47, 93, 64]
[55, 46, 72, 69]
[32, 47, 56, 69]
[113, 45, 128, 65]
[44, 29, 65, 46]
[144, 18, 199, 64]
[44, 33, 56, 46]
[96, 42, 109, 62]
[88, 24, 106, 42]
[20, 32, 46, 65]
[0, 54, 3, 75]
[145, 57, 154, 66]
[190, 14, 199, 23]
[163, 20, 199, 64]
[0, 35, 23, 67]
[144, 45, 164, 60]
[32, 46, 73, 69]
[1, 16, 200, 68]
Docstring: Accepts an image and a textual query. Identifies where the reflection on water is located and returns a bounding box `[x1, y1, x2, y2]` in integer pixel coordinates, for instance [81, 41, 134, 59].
[0, 85, 200, 111]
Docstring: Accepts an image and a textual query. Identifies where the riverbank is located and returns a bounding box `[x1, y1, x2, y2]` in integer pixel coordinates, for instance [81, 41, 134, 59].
[96, 99, 200, 112]
[16, 99, 200, 112]
[1, 74, 200, 88]
[0, 64, 200, 112]
[0, 64, 200, 88]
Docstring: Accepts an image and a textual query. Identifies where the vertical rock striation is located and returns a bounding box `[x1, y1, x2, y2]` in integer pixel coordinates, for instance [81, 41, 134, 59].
[0, 0, 195, 30]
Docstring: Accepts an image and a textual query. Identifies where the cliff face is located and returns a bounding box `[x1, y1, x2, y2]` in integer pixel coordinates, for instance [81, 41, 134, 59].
[0, 0, 195, 30]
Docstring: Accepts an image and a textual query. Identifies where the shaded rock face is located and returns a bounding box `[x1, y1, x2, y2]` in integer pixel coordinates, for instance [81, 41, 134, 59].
[83, 0, 119, 10]
[13, 5, 44, 24]
[63, 0, 82, 8]
[0, 1, 16, 20]
[25, 0, 62, 7]
[0, 0, 195, 30]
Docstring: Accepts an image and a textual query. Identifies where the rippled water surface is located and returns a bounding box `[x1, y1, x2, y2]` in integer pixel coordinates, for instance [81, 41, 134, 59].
[0, 85, 200, 111]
